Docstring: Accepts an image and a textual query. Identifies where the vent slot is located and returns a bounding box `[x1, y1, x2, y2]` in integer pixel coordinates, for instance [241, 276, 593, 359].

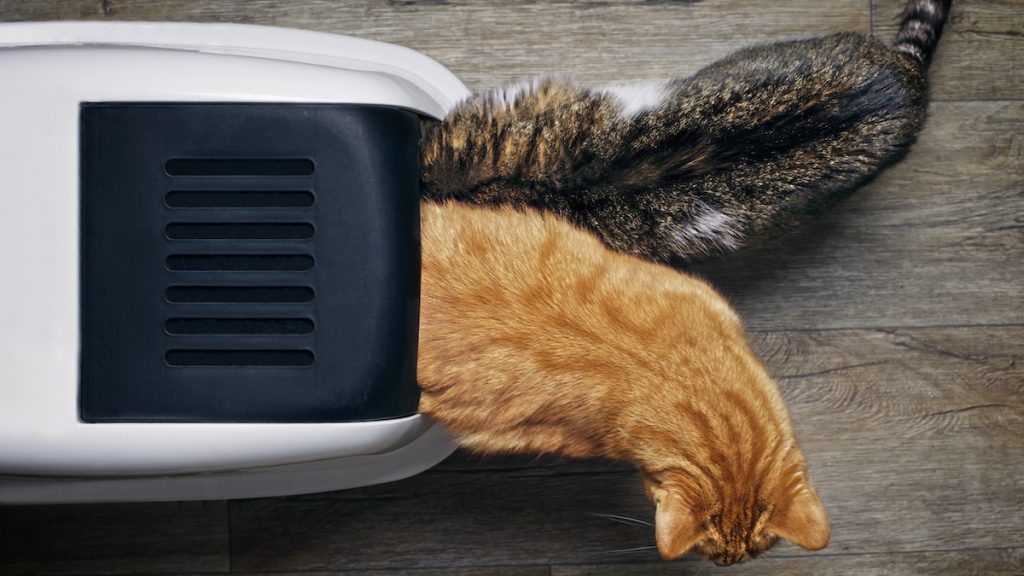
[165, 349, 315, 367]
[166, 190, 315, 208]
[167, 254, 314, 271]
[166, 286, 314, 303]
[166, 318, 314, 335]
[165, 158, 315, 176]
[166, 223, 314, 240]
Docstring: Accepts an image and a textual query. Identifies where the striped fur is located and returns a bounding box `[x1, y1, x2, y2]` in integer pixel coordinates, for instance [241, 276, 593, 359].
[418, 201, 828, 565]
[895, 0, 953, 65]
[421, 0, 951, 266]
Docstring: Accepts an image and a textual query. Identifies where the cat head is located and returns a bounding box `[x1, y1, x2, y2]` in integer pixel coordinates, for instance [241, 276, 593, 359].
[640, 461, 829, 565]
[611, 277, 831, 565]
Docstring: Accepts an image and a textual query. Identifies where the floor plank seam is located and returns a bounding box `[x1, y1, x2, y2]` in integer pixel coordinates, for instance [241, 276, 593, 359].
[931, 97, 1024, 103]
[537, 544, 1024, 569]
[227, 500, 235, 574]
[869, 0, 875, 36]
[747, 321, 1024, 334]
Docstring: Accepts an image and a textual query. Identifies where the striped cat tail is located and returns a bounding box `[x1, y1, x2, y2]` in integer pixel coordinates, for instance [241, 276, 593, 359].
[894, 0, 953, 66]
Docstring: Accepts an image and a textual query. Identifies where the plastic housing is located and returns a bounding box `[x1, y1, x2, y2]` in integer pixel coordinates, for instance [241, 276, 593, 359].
[0, 21, 471, 504]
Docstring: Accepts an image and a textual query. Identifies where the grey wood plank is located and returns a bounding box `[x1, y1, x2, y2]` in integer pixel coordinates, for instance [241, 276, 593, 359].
[213, 569, 550, 576]
[691, 100, 1024, 331]
[228, 325, 1023, 572]
[0, 501, 229, 575]
[5, 1, 1014, 101]
[552, 547, 1024, 575]
[1, 0, 869, 91]
[758, 326, 1023, 556]
[874, 0, 1024, 101]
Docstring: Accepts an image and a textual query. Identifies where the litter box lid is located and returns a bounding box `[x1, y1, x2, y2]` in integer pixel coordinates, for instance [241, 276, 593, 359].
[0, 20, 469, 118]
[0, 22, 468, 481]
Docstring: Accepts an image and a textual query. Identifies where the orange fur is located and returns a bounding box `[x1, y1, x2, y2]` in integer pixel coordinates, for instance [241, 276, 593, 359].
[417, 201, 829, 565]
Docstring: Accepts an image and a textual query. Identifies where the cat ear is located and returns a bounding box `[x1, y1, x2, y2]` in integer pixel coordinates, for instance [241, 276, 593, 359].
[655, 493, 703, 560]
[768, 486, 830, 551]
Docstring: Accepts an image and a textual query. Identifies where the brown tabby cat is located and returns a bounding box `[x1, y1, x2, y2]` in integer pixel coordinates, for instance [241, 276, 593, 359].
[417, 201, 829, 565]
[421, 0, 951, 266]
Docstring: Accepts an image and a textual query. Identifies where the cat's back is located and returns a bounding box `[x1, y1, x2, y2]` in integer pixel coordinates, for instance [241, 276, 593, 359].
[679, 31, 927, 142]
[701, 31, 921, 82]
[419, 201, 733, 332]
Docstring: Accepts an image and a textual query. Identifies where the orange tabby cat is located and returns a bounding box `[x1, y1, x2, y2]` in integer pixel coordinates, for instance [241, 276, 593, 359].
[417, 201, 829, 565]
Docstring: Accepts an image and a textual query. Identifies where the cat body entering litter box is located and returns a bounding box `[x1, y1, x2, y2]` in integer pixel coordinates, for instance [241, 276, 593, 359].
[423, 0, 952, 267]
[418, 200, 826, 565]
[415, 0, 952, 565]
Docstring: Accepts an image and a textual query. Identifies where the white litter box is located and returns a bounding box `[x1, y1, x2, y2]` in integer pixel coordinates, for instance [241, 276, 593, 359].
[0, 21, 470, 504]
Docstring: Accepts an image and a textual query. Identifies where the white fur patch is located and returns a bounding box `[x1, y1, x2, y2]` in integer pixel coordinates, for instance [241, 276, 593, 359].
[917, 0, 939, 17]
[668, 203, 745, 256]
[597, 82, 669, 118]
[490, 79, 541, 108]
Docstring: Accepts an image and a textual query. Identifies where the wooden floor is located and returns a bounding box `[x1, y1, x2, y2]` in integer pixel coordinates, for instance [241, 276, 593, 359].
[2, 1, 1022, 574]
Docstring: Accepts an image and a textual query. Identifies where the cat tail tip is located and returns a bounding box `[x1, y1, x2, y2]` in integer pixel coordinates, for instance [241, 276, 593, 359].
[894, 0, 953, 68]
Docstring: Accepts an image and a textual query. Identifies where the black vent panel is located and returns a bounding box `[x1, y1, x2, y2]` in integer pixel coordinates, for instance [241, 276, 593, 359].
[160, 169, 317, 371]
[79, 103, 422, 422]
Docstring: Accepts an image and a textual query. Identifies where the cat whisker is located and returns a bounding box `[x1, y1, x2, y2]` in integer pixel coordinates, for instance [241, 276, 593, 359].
[591, 512, 653, 527]
[591, 544, 659, 555]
